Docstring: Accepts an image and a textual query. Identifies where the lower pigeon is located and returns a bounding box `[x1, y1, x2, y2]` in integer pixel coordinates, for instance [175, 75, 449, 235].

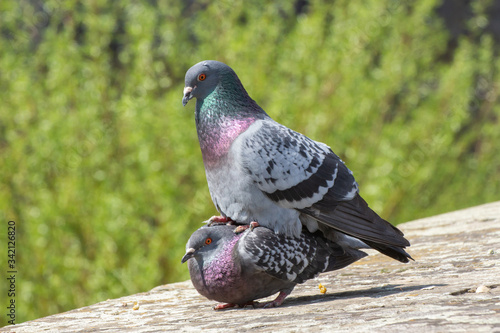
[182, 223, 368, 309]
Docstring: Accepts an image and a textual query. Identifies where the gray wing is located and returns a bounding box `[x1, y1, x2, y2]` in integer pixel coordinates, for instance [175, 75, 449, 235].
[239, 119, 410, 250]
[240, 120, 358, 208]
[240, 227, 360, 283]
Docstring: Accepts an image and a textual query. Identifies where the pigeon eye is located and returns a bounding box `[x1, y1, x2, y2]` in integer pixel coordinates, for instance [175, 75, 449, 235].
[205, 237, 212, 245]
[198, 73, 206, 81]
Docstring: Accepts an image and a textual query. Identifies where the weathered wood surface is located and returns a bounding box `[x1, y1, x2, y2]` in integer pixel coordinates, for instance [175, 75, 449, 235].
[3, 202, 500, 332]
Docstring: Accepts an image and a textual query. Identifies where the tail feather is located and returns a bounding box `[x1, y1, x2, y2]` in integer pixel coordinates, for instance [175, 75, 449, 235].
[325, 248, 369, 271]
[363, 240, 413, 263]
[300, 193, 412, 262]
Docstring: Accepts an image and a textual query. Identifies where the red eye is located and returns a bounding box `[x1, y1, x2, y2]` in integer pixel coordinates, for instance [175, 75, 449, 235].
[205, 237, 212, 245]
[198, 73, 206, 81]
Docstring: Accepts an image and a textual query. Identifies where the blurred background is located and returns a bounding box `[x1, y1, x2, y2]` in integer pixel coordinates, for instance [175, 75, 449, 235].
[1, 0, 499, 325]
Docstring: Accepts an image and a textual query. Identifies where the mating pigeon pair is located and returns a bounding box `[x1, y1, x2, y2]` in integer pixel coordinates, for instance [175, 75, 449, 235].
[181, 60, 412, 308]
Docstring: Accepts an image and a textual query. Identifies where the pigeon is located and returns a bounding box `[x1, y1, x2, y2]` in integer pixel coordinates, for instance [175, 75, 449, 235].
[181, 223, 367, 309]
[182, 60, 412, 263]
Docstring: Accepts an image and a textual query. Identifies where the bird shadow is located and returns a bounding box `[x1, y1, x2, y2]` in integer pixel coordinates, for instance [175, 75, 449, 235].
[278, 283, 447, 308]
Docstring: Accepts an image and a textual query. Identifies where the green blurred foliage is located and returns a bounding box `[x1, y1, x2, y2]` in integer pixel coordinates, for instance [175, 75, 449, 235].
[0, 0, 499, 324]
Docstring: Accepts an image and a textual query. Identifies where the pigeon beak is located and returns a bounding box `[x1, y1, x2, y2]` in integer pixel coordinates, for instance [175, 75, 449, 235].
[182, 86, 194, 106]
[181, 248, 196, 263]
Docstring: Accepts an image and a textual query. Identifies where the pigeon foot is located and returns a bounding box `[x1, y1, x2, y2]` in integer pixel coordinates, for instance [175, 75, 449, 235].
[213, 301, 257, 310]
[254, 291, 290, 308]
[213, 302, 236, 310]
[234, 221, 260, 234]
[208, 215, 234, 226]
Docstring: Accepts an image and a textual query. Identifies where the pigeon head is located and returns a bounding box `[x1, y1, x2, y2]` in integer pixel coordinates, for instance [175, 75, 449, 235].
[181, 225, 237, 264]
[182, 60, 235, 106]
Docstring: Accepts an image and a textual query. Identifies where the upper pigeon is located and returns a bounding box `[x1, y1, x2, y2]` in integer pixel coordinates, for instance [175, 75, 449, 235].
[182, 60, 412, 262]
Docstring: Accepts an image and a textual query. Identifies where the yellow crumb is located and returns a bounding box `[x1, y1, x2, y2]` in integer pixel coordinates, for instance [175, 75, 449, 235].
[318, 283, 327, 294]
[132, 301, 140, 310]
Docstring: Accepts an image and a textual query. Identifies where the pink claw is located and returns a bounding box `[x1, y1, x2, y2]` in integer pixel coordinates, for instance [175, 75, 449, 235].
[208, 216, 234, 226]
[234, 221, 260, 234]
[213, 301, 257, 310]
[209, 216, 231, 223]
[213, 302, 237, 310]
[255, 290, 290, 308]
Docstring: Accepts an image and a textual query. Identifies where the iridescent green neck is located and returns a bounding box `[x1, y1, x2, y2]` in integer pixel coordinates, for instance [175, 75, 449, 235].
[194, 76, 267, 167]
